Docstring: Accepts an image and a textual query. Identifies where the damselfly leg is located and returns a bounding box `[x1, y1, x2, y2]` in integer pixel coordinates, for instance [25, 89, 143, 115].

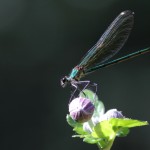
[70, 81, 97, 102]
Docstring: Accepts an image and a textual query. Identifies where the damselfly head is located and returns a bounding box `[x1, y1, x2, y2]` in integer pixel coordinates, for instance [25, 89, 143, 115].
[60, 76, 68, 88]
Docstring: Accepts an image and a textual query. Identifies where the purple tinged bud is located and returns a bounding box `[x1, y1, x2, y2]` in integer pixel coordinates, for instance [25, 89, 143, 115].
[105, 109, 124, 118]
[100, 109, 124, 121]
[69, 97, 95, 123]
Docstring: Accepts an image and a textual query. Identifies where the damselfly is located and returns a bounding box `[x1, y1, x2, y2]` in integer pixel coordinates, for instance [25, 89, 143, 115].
[61, 10, 150, 93]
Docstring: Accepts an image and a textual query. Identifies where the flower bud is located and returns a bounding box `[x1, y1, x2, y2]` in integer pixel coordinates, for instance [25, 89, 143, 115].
[100, 109, 124, 121]
[69, 97, 95, 123]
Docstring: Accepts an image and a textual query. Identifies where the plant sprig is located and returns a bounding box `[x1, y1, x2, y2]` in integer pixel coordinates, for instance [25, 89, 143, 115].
[66, 89, 148, 150]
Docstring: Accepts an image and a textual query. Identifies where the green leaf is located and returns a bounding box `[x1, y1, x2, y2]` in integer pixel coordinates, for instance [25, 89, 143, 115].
[79, 89, 98, 102]
[97, 138, 109, 148]
[93, 100, 105, 118]
[66, 114, 88, 135]
[83, 136, 103, 144]
[92, 120, 115, 139]
[116, 127, 130, 137]
[73, 126, 88, 135]
[109, 118, 148, 128]
[66, 114, 78, 127]
[72, 134, 86, 138]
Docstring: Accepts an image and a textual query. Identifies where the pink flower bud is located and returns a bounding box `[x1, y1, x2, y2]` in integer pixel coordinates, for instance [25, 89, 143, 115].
[69, 97, 95, 123]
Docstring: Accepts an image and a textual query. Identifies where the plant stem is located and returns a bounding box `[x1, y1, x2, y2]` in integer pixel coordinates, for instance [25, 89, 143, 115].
[97, 137, 115, 150]
[86, 119, 94, 133]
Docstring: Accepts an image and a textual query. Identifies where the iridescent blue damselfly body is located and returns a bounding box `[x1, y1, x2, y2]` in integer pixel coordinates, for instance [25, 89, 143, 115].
[60, 10, 150, 99]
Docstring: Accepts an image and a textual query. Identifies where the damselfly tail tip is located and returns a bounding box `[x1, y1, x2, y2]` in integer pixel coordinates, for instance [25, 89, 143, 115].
[120, 10, 134, 16]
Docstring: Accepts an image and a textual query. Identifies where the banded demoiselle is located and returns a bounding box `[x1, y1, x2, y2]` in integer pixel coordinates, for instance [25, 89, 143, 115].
[61, 10, 150, 91]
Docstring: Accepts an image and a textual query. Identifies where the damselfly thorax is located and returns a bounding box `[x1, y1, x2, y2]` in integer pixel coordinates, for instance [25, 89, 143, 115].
[61, 66, 85, 88]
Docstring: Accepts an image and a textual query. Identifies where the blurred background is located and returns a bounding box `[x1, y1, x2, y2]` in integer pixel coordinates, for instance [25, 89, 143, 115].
[0, 0, 150, 150]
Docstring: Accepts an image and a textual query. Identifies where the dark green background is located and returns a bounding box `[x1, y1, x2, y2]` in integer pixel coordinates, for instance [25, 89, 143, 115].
[0, 0, 150, 150]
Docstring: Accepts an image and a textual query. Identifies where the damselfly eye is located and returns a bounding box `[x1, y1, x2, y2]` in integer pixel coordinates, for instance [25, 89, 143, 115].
[60, 76, 68, 88]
